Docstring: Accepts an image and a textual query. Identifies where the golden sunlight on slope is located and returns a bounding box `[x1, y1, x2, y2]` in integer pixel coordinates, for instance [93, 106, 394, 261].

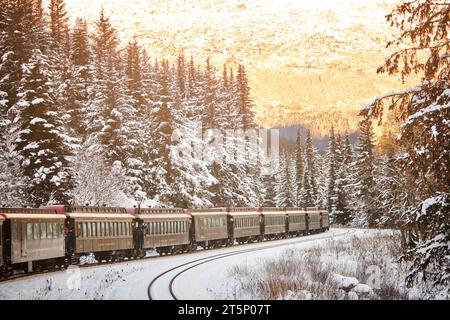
[57, 0, 418, 137]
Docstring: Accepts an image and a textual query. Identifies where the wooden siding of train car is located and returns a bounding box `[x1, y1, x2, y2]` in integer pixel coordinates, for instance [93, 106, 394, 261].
[9, 218, 65, 264]
[231, 213, 261, 239]
[287, 211, 307, 232]
[74, 219, 133, 254]
[140, 215, 191, 249]
[263, 213, 287, 235]
[193, 214, 228, 242]
[0, 218, 3, 268]
[308, 211, 321, 231]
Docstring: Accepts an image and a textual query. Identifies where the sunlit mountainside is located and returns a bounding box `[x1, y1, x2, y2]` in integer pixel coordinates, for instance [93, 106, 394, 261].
[58, 0, 416, 137]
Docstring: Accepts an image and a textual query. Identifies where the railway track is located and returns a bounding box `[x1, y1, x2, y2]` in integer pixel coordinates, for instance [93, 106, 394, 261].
[148, 228, 355, 300]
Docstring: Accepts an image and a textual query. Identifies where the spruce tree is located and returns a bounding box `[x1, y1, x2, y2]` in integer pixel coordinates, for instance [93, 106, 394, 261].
[294, 129, 304, 206]
[353, 119, 378, 227]
[15, 50, 73, 206]
[326, 127, 338, 214]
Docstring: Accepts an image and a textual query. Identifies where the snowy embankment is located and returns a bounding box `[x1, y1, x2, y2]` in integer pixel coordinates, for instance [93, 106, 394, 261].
[213, 230, 448, 300]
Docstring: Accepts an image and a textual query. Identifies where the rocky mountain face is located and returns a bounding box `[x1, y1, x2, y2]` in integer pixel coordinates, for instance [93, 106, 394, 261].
[57, 0, 416, 137]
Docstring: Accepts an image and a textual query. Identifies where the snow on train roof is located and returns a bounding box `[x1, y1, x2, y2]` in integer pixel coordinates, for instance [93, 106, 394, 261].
[228, 211, 261, 216]
[0, 214, 66, 219]
[188, 209, 228, 216]
[136, 213, 191, 220]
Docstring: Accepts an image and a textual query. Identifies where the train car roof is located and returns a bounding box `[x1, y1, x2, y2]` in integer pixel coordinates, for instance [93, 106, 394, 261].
[65, 213, 134, 219]
[228, 211, 261, 217]
[188, 210, 228, 217]
[261, 211, 288, 215]
[286, 210, 307, 215]
[137, 208, 185, 215]
[0, 208, 64, 220]
[136, 213, 191, 220]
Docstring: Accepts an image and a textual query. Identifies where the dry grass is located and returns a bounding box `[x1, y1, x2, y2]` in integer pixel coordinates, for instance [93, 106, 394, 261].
[228, 231, 411, 300]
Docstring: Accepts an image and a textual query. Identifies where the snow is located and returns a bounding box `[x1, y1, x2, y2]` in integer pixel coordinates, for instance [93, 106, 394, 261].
[31, 98, 44, 105]
[331, 273, 359, 290]
[30, 117, 47, 125]
[353, 283, 373, 294]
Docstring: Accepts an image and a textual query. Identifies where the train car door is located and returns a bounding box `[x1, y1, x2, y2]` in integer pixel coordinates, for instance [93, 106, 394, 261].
[20, 221, 27, 258]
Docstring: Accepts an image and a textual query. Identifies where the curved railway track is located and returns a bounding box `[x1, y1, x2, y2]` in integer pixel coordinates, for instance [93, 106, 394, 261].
[148, 228, 355, 300]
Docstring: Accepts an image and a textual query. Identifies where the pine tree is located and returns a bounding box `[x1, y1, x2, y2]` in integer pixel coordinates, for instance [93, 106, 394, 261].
[275, 152, 292, 207]
[14, 49, 73, 206]
[236, 64, 254, 130]
[66, 17, 92, 138]
[353, 119, 378, 227]
[326, 127, 338, 214]
[294, 129, 304, 206]
[49, 0, 69, 51]
[302, 129, 317, 207]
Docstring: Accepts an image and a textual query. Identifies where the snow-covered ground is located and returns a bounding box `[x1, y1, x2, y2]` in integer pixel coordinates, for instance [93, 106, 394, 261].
[0, 228, 383, 300]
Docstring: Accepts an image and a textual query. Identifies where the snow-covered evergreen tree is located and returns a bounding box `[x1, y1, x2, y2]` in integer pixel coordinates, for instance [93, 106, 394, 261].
[14, 49, 73, 206]
[294, 130, 304, 207]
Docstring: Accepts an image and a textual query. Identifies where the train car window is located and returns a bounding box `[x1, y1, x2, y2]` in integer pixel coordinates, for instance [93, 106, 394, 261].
[47, 223, 53, 239]
[104, 222, 109, 237]
[31, 223, 37, 240]
[94, 222, 98, 237]
[87, 222, 92, 238]
[82, 223, 87, 238]
[115, 223, 119, 236]
[27, 223, 33, 240]
[39, 223, 46, 239]
[52, 223, 57, 238]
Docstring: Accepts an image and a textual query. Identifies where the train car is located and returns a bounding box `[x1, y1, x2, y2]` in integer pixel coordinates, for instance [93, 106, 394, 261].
[260, 208, 288, 240]
[286, 208, 308, 237]
[306, 207, 322, 234]
[44, 205, 135, 262]
[0, 208, 66, 274]
[319, 208, 330, 231]
[0, 215, 4, 276]
[134, 208, 191, 255]
[228, 208, 262, 244]
[188, 208, 229, 249]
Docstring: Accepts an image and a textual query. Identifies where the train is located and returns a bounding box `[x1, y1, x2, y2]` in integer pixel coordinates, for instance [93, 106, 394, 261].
[0, 205, 329, 277]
